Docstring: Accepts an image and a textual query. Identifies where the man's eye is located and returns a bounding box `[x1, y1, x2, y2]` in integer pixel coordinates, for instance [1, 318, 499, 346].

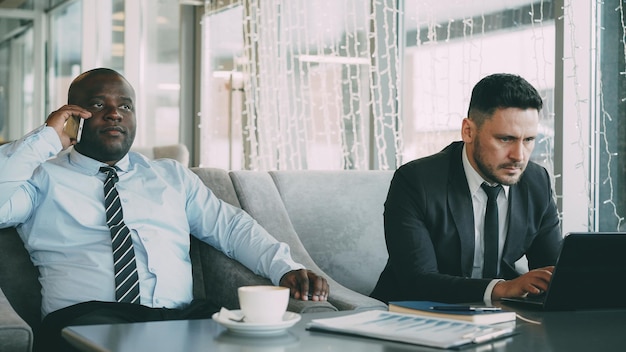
[120, 104, 132, 110]
[91, 103, 103, 109]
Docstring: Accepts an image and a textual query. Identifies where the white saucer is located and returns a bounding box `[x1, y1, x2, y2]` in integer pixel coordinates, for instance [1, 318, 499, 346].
[212, 310, 301, 336]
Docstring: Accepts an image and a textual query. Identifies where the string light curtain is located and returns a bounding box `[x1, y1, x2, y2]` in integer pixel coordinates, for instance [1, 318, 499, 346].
[213, 0, 556, 171]
[238, 0, 400, 170]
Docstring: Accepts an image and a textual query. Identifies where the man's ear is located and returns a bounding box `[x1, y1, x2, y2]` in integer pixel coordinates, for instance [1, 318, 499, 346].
[461, 118, 475, 143]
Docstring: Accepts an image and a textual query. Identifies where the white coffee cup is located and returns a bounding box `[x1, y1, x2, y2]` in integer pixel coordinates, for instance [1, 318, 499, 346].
[238, 285, 289, 324]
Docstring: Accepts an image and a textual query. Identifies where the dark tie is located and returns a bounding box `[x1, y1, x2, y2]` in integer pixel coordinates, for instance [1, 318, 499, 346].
[100, 166, 141, 304]
[481, 183, 502, 278]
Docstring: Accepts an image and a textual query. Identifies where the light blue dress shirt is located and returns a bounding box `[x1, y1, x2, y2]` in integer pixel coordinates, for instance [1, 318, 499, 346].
[0, 125, 304, 318]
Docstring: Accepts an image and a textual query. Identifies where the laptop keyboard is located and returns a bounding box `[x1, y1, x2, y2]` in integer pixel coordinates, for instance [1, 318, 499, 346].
[520, 292, 547, 303]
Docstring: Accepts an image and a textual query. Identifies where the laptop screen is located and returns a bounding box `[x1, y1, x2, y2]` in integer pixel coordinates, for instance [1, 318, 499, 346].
[542, 232, 626, 310]
[503, 232, 626, 311]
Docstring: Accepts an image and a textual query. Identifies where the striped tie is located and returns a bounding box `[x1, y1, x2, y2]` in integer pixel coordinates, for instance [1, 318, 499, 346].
[100, 166, 141, 304]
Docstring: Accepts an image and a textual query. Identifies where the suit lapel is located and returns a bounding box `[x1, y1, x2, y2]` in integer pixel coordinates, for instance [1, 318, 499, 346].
[501, 181, 529, 276]
[447, 145, 475, 277]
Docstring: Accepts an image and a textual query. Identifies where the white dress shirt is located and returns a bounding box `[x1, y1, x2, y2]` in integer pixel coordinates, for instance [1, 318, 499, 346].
[0, 125, 304, 317]
[461, 145, 509, 302]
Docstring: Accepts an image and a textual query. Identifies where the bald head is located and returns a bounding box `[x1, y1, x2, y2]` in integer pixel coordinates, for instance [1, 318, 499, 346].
[68, 68, 135, 105]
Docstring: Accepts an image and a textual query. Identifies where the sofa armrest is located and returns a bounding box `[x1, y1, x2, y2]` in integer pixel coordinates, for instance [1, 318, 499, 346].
[0, 287, 33, 352]
[191, 239, 337, 314]
[325, 283, 387, 312]
[197, 241, 381, 313]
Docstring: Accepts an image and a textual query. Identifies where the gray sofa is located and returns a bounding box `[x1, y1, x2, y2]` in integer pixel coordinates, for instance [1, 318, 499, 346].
[0, 167, 392, 351]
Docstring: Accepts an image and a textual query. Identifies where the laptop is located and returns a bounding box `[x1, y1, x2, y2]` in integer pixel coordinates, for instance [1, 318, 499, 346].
[502, 232, 626, 311]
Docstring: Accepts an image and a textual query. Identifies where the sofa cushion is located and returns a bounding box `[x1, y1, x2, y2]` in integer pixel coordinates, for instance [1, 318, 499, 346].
[191, 168, 337, 313]
[0, 227, 41, 330]
[0, 287, 32, 352]
[268, 170, 393, 296]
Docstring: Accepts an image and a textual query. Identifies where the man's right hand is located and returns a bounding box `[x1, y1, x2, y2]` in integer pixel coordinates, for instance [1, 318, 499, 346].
[491, 266, 554, 300]
[45, 105, 91, 149]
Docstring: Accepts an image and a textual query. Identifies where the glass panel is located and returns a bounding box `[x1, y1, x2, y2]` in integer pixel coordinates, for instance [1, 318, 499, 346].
[597, 0, 626, 231]
[17, 26, 34, 134]
[128, 0, 181, 148]
[109, 0, 124, 71]
[200, 5, 245, 169]
[0, 21, 35, 141]
[48, 1, 82, 112]
[146, 0, 180, 146]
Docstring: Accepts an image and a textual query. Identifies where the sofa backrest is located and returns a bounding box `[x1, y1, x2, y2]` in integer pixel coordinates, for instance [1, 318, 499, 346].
[230, 170, 392, 297]
[132, 144, 190, 167]
[268, 170, 393, 296]
[228, 171, 320, 270]
[191, 167, 342, 312]
[190, 167, 240, 208]
[229, 170, 387, 311]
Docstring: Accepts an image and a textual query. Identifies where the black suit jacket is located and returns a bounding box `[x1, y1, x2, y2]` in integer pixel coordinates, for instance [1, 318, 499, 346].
[370, 141, 562, 303]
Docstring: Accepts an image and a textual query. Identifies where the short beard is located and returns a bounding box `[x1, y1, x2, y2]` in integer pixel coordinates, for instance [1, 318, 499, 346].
[473, 139, 524, 186]
[75, 133, 134, 164]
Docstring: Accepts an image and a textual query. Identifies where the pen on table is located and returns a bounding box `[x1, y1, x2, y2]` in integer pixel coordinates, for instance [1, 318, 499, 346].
[430, 305, 502, 312]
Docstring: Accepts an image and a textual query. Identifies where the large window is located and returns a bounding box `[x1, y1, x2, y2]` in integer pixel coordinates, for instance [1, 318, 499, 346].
[0, 1, 623, 233]
[198, 0, 626, 233]
[199, 0, 554, 171]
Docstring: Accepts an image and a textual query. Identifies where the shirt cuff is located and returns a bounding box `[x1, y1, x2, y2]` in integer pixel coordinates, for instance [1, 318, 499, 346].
[483, 278, 504, 304]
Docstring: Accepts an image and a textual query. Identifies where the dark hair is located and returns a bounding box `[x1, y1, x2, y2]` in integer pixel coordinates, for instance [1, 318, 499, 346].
[467, 73, 543, 127]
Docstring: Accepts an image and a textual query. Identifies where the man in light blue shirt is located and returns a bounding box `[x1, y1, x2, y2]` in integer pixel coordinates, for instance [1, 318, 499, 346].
[0, 68, 329, 351]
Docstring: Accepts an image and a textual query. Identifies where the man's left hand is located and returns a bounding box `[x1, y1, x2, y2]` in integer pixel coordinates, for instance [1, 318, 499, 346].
[280, 269, 329, 301]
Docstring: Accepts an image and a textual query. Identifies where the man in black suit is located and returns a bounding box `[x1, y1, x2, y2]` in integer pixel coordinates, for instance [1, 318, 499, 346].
[371, 73, 562, 304]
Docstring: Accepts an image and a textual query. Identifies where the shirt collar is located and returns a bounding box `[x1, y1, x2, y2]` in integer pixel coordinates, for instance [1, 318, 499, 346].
[68, 147, 131, 175]
[461, 144, 510, 199]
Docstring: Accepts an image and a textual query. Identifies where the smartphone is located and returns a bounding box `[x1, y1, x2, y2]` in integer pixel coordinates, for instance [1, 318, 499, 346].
[63, 116, 84, 143]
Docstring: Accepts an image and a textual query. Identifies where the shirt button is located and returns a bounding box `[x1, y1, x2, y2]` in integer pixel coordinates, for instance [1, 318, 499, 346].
[149, 267, 156, 272]
[122, 198, 129, 203]
[155, 298, 160, 305]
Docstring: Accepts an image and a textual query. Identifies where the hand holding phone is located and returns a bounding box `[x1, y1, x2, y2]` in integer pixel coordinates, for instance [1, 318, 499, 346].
[62, 116, 84, 143]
